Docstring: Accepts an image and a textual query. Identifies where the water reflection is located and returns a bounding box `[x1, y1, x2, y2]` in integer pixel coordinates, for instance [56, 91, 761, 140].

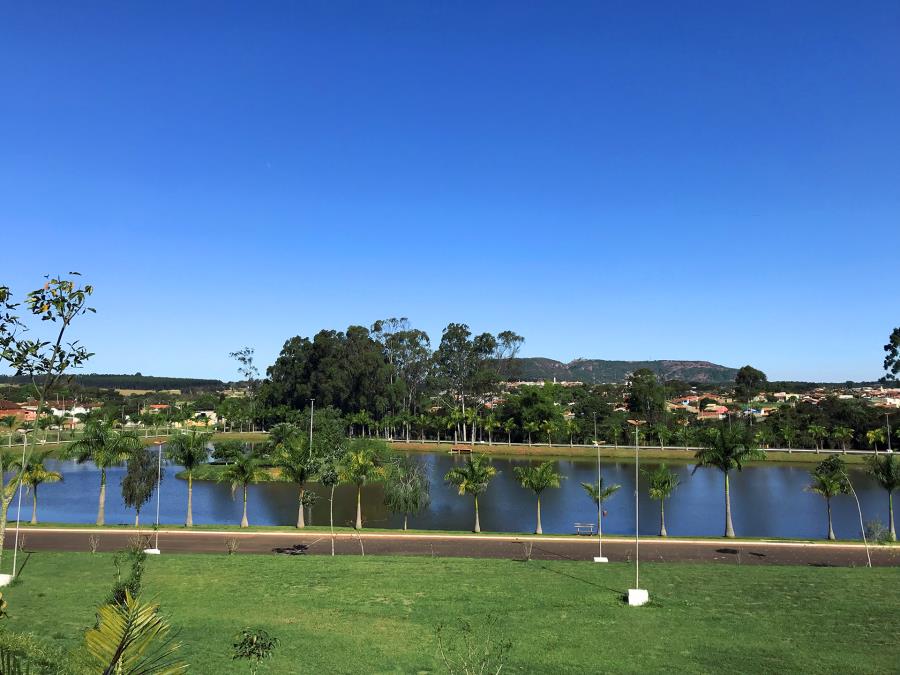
[15, 451, 888, 540]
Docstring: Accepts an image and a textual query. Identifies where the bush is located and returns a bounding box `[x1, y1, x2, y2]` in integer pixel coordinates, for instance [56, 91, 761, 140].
[864, 519, 893, 545]
[0, 631, 83, 674]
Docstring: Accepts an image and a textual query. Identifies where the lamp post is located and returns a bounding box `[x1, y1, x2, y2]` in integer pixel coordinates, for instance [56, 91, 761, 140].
[886, 413, 892, 454]
[144, 441, 163, 554]
[626, 419, 648, 606]
[593, 411, 607, 563]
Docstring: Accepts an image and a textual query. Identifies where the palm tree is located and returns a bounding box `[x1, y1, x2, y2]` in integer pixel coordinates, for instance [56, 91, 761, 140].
[780, 422, 797, 451]
[867, 454, 900, 541]
[270, 424, 316, 528]
[445, 454, 497, 533]
[831, 426, 854, 454]
[808, 425, 827, 452]
[219, 453, 265, 527]
[645, 464, 679, 536]
[483, 414, 500, 445]
[694, 426, 765, 538]
[67, 421, 141, 525]
[564, 419, 578, 446]
[339, 440, 384, 529]
[867, 428, 886, 454]
[754, 428, 773, 449]
[0, 417, 15, 448]
[384, 456, 430, 530]
[580, 478, 620, 543]
[166, 429, 211, 527]
[540, 420, 557, 446]
[806, 456, 850, 540]
[653, 424, 672, 450]
[513, 461, 562, 534]
[503, 418, 516, 445]
[523, 421, 538, 446]
[11, 450, 62, 524]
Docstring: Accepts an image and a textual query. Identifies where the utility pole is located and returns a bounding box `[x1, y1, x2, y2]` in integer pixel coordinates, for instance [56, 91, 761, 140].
[886, 413, 892, 453]
[627, 419, 648, 605]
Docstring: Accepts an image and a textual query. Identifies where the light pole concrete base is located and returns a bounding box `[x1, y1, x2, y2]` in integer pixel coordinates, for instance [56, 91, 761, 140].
[0, 573, 12, 587]
[143, 548, 161, 555]
[593, 556, 609, 563]
[628, 589, 649, 606]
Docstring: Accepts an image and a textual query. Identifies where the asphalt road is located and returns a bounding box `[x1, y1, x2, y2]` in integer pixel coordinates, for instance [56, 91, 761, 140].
[13, 527, 899, 567]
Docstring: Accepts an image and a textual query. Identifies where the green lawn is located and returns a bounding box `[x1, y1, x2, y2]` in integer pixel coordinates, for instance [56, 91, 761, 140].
[4, 552, 899, 673]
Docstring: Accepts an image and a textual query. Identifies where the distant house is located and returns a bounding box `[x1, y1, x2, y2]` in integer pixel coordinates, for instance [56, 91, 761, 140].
[145, 404, 171, 415]
[0, 400, 35, 423]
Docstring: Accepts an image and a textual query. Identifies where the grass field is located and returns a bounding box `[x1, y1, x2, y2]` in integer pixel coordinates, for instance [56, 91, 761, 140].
[4, 552, 899, 672]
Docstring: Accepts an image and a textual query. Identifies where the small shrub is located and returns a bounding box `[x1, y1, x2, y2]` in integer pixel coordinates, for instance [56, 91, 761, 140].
[435, 615, 512, 675]
[226, 537, 240, 555]
[108, 549, 146, 605]
[865, 519, 892, 545]
[88, 534, 100, 554]
[0, 631, 76, 675]
[233, 628, 278, 674]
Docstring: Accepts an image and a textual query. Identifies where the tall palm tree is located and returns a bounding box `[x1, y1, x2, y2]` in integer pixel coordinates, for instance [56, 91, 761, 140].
[580, 478, 620, 542]
[271, 424, 316, 528]
[483, 414, 500, 445]
[867, 428, 886, 454]
[540, 420, 557, 446]
[654, 424, 672, 450]
[753, 428, 773, 449]
[808, 425, 827, 452]
[694, 426, 765, 538]
[166, 429, 212, 527]
[11, 450, 62, 524]
[503, 418, 516, 445]
[67, 421, 141, 525]
[445, 454, 497, 533]
[645, 464, 680, 536]
[219, 452, 265, 527]
[339, 440, 385, 529]
[0, 417, 15, 448]
[513, 461, 562, 534]
[523, 421, 538, 446]
[564, 419, 578, 446]
[867, 454, 900, 541]
[831, 426, 854, 454]
[806, 456, 850, 540]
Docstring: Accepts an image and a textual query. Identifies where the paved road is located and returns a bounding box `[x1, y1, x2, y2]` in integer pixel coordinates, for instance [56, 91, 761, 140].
[14, 527, 899, 567]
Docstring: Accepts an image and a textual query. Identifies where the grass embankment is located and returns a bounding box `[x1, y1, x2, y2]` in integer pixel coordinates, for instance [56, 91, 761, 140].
[392, 441, 869, 463]
[5, 553, 899, 672]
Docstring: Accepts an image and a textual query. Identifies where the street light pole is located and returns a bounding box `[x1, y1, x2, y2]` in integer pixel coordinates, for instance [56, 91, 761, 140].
[626, 419, 648, 605]
[886, 413, 892, 454]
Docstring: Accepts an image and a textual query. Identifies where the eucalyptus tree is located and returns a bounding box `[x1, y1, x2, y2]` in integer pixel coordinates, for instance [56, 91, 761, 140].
[694, 425, 765, 538]
[806, 456, 850, 540]
[11, 450, 61, 524]
[68, 421, 141, 525]
[445, 454, 497, 533]
[867, 454, 900, 541]
[220, 452, 266, 527]
[384, 456, 431, 530]
[513, 461, 561, 534]
[121, 446, 163, 528]
[340, 438, 389, 529]
[166, 429, 212, 526]
[831, 426, 854, 453]
[645, 464, 680, 536]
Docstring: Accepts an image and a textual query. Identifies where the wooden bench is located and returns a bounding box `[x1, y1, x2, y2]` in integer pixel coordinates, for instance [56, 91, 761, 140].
[574, 523, 595, 536]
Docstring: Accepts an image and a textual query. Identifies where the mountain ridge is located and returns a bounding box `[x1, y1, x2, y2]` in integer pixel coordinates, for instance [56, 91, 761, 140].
[511, 357, 738, 383]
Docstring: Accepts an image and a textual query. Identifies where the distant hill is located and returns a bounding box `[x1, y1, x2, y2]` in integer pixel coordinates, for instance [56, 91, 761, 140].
[512, 358, 738, 384]
[0, 373, 225, 391]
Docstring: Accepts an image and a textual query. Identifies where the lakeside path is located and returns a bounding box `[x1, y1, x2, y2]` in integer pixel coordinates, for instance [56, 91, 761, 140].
[16, 527, 899, 567]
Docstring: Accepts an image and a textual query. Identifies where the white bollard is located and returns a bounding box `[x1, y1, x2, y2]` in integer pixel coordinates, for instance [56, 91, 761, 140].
[628, 588, 649, 606]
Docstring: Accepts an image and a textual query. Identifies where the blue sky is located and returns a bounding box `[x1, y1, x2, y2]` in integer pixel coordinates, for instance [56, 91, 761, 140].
[2, 2, 898, 382]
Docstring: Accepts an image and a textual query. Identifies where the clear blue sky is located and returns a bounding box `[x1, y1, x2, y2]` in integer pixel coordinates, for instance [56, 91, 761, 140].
[2, 2, 898, 382]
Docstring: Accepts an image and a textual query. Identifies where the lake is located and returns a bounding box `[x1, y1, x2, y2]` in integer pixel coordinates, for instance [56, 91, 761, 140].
[15, 451, 890, 540]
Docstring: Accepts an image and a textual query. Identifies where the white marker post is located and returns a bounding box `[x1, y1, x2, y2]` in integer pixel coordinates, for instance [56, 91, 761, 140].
[593, 439, 607, 562]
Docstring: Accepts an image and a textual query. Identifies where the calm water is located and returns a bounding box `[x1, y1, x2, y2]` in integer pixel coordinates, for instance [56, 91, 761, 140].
[15, 452, 890, 540]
